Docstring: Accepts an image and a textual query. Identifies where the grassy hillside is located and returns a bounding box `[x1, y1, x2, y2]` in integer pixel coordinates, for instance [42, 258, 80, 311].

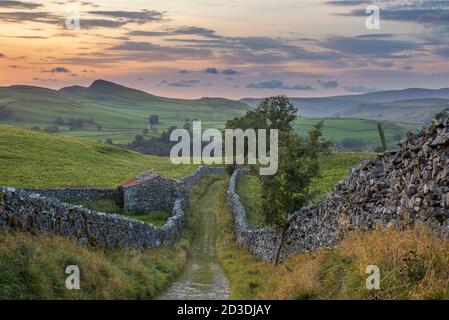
[0, 230, 189, 299]
[295, 118, 412, 147]
[0, 125, 196, 188]
[0, 80, 250, 144]
[242, 88, 449, 122]
[336, 99, 449, 125]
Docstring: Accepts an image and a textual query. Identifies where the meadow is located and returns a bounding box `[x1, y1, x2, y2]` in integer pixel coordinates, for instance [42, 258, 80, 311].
[0, 125, 197, 188]
[0, 84, 249, 144]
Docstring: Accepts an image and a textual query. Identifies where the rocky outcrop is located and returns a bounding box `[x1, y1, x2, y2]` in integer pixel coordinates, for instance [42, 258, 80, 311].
[228, 110, 449, 262]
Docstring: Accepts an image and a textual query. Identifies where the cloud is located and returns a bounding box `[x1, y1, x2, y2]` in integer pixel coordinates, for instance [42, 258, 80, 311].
[434, 46, 449, 58]
[222, 68, 238, 75]
[325, 0, 367, 6]
[167, 80, 201, 87]
[50, 67, 70, 73]
[246, 80, 314, 90]
[0, 53, 5, 58]
[88, 10, 164, 24]
[290, 84, 315, 91]
[339, 1, 449, 30]
[0, 11, 59, 24]
[108, 41, 212, 60]
[164, 34, 342, 64]
[0, 9, 163, 29]
[204, 67, 219, 74]
[79, 19, 129, 29]
[344, 85, 378, 93]
[317, 79, 339, 89]
[128, 26, 217, 38]
[321, 36, 418, 58]
[179, 70, 190, 74]
[0, 1, 42, 9]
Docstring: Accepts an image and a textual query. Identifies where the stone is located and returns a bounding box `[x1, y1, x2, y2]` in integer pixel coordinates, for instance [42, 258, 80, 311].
[227, 110, 449, 262]
[0, 166, 223, 251]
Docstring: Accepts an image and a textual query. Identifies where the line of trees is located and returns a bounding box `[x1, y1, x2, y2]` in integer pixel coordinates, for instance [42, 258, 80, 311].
[53, 117, 100, 130]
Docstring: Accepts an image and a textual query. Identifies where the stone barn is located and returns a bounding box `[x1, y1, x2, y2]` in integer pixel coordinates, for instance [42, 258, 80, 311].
[121, 172, 182, 214]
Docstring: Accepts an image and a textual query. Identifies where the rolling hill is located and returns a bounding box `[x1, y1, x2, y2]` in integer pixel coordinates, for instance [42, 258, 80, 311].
[0, 80, 250, 144]
[0, 125, 197, 188]
[241, 87, 449, 122]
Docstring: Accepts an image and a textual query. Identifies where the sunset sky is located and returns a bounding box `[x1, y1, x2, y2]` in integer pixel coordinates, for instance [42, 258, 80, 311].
[1, 0, 449, 98]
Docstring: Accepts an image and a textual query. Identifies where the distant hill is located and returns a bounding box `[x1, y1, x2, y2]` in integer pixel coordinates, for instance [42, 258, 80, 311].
[241, 87, 449, 123]
[0, 80, 250, 143]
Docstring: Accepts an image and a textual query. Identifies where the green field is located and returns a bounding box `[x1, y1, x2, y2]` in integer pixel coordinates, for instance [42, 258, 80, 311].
[295, 118, 414, 147]
[0, 81, 420, 147]
[0, 81, 249, 144]
[237, 152, 374, 228]
[0, 125, 197, 188]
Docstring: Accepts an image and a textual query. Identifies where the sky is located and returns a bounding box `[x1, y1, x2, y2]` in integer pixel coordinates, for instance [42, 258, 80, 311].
[1, 0, 449, 99]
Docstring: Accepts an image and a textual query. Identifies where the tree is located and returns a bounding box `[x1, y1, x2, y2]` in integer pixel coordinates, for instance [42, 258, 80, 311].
[148, 115, 160, 129]
[224, 95, 297, 174]
[259, 122, 331, 265]
[253, 95, 297, 131]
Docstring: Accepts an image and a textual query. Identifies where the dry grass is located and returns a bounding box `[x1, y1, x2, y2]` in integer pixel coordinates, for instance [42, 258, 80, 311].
[0, 230, 189, 299]
[268, 226, 448, 300]
[215, 175, 449, 300]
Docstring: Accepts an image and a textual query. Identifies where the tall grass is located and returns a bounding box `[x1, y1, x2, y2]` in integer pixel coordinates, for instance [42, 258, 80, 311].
[0, 230, 189, 299]
[214, 178, 449, 300]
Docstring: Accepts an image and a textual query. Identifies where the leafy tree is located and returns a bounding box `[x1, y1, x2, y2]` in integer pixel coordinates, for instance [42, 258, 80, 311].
[259, 122, 331, 265]
[224, 95, 297, 174]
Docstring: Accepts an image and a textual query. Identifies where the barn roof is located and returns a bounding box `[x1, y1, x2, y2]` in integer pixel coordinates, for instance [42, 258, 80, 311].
[121, 171, 158, 189]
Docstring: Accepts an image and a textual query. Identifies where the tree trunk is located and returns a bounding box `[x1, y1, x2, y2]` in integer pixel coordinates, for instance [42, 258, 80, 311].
[273, 221, 290, 266]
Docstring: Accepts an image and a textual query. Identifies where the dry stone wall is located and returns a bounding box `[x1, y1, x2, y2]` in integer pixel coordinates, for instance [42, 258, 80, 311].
[0, 166, 223, 250]
[21, 188, 124, 206]
[228, 110, 449, 262]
